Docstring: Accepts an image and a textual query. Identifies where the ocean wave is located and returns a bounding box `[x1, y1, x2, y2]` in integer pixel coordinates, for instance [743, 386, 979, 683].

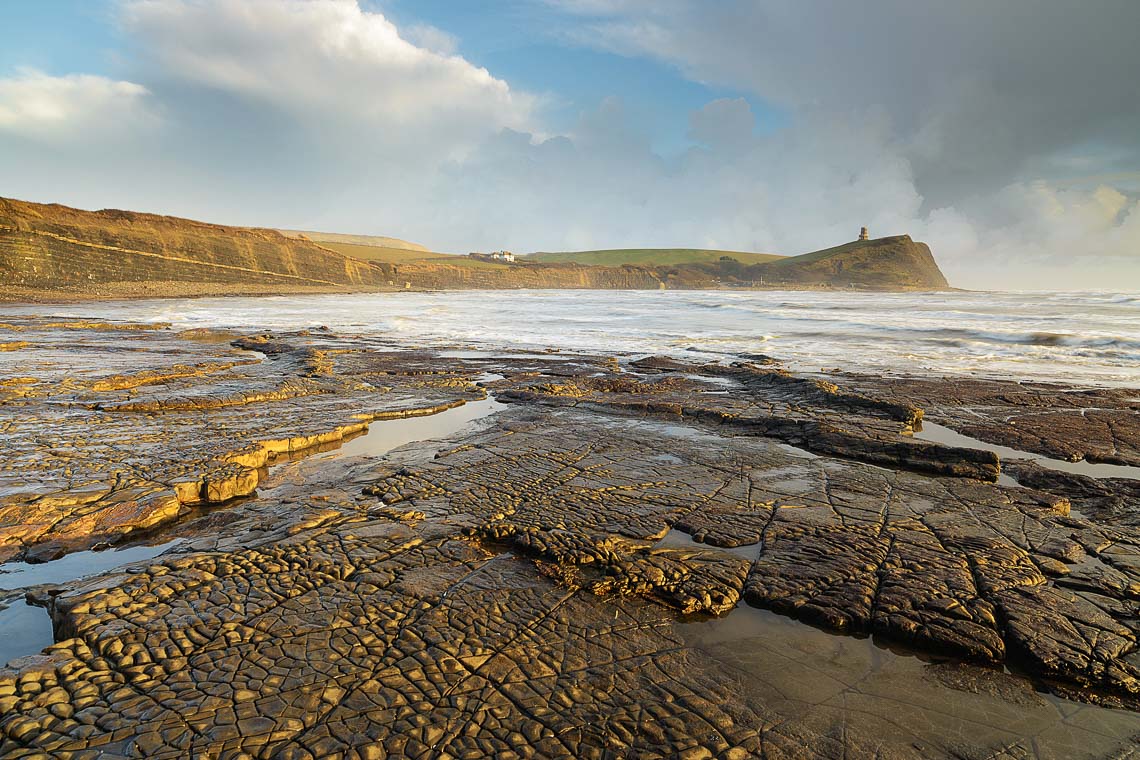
[965, 330, 1140, 350]
[7, 289, 1138, 387]
[842, 323, 1140, 351]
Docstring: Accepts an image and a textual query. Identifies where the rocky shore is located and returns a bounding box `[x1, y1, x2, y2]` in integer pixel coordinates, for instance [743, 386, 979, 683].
[0, 283, 375, 305]
[0, 316, 1138, 758]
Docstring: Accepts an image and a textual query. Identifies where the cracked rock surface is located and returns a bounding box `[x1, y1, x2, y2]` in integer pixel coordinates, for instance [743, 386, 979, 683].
[1, 318, 1138, 758]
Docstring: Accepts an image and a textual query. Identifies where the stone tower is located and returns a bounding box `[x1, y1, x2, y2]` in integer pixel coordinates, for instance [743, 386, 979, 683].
[858, 226, 869, 241]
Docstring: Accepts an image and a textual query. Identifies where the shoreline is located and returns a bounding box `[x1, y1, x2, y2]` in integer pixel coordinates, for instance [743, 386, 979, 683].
[3, 289, 1135, 391]
[0, 316, 1137, 756]
[0, 281, 964, 305]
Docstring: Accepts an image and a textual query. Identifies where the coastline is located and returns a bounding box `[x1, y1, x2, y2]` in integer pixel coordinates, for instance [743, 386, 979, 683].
[0, 314, 1137, 757]
[0, 281, 963, 304]
[0, 281, 385, 304]
[3, 289, 1133, 390]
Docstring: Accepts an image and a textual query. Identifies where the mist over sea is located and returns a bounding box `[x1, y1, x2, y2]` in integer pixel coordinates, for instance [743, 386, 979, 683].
[11, 290, 1139, 386]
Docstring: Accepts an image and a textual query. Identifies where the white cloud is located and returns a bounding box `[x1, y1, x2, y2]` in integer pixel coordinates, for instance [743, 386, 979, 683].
[2, 0, 540, 228]
[119, 0, 533, 157]
[0, 69, 153, 139]
[403, 24, 459, 56]
[931, 182, 1140, 289]
[556, 1, 1140, 201]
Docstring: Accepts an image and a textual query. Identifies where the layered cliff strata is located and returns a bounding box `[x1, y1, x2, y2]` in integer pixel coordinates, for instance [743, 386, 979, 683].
[1, 197, 952, 295]
[0, 198, 396, 291]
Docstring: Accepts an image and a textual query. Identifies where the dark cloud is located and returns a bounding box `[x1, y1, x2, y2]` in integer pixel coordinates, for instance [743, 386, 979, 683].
[559, 0, 1140, 207]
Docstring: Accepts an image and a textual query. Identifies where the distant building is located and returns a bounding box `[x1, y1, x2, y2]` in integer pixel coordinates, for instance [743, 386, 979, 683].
[472, 250, 516, 263]
[858, 226, 869, 241]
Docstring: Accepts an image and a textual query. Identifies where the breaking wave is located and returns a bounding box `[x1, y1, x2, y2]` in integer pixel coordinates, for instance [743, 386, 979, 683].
[6, 288, 1138, 387]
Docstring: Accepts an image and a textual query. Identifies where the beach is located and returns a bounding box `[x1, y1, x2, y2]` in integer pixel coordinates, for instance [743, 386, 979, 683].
[1, 297, 1138, 757]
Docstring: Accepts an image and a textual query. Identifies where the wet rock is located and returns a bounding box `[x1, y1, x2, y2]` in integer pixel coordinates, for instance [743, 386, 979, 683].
[838, 374, 1140, 468]
[1, 319, 1138, 757]
[0, 318, 485, 561]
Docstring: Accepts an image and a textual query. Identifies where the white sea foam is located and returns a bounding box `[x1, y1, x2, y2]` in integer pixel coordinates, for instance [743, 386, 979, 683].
[6, 289, 1138, 386]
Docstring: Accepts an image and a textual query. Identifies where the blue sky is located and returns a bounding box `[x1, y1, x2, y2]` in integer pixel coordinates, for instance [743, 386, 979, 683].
[1, 0, 1138, 289]
[377, 0, 785, 155]
[2, 0, 782, 157]
[1, 2, 121, 76]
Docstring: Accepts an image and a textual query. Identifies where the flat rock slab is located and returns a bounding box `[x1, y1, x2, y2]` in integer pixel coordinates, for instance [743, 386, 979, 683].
[1, 320, 1138, 758]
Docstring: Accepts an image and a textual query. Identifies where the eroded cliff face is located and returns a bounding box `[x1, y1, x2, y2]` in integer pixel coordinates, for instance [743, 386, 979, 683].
[0, 198, 668, 294]
[749, 235, 951, 290]
[0, 198, 395, 290]
[0, 197, 951, 295]
[393, 261, 666, 290]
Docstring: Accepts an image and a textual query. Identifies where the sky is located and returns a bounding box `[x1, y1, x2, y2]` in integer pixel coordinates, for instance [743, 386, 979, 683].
[2, 0, 1139, 290]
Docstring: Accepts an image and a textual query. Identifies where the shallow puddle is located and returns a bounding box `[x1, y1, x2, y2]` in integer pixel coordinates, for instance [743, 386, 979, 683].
[0, 538, 183, 591]
[684, 373, 740, 389]
[0, 602, 52, 671]
[914, 420, 1140, 480]
[655, 528, 760, 561]
[326, 395, 507, 461]
[0, 538, 183, 667]
[0, 389, 508, 668]
[683, 602, 1140, 758]
[436, 350, 571, 360]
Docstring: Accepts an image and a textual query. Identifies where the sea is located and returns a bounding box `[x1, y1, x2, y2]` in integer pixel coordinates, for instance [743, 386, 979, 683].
[6, 289, 1139, 386]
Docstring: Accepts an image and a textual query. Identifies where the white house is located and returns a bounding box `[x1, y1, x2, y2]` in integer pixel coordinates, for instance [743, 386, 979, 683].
[477, 250, 516, 262]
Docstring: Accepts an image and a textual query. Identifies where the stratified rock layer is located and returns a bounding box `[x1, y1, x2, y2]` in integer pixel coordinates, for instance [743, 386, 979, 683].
[750, 235, 949, 290]
[0, 198, 397, 290]
[1, 198, 952, 295]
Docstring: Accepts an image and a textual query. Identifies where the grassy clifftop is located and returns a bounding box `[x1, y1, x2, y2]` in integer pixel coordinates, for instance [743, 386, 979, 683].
[754, 235, 950, 289]
[277, 229, 429, 252]
[524, 238, 949, 290]
[313, 240, 446, 265]
[526, 248, 783, 266]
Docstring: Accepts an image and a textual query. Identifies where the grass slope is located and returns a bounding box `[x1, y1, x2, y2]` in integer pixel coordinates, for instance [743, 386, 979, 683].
[525, 248, 783, 266]
[316, 241, 447, 264]
[278, 230, 428, 252]
[764, 240, 865, 267]
[752, 235, 950, 290]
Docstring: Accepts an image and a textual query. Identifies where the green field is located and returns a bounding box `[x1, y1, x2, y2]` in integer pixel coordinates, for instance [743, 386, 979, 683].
[316, 241, 444, 264]
[525, 248, 784, 266]
[763, 240, 867, 267]
[419, 256, 505, 270]
[317, 242, 508, 269]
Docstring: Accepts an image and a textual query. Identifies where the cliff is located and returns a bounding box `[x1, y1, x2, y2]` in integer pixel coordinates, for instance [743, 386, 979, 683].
[0, 197, 951, 297]
[0, 197, 396, 290]
[0, 197, 666, 295]
[749, 235, 950, 290]
[393, 260, 665, 290]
